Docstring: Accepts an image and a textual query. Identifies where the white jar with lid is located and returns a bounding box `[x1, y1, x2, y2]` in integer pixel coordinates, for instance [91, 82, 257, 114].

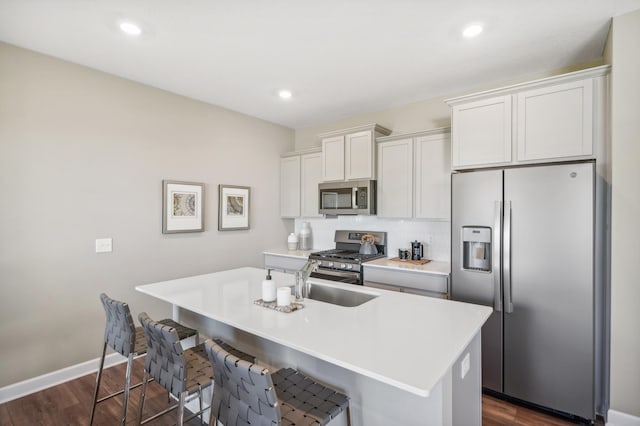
[287, 233, 298, 250]
[299, 222, 312, 250]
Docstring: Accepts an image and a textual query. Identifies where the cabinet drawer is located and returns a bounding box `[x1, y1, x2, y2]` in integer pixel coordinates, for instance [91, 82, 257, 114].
[363, 267, 448, 294]
[264, 254, 308, 274]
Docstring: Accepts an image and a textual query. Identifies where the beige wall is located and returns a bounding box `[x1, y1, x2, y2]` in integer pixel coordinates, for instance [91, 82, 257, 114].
[0, 42, 294, 387]
[610, 9, 640, 417]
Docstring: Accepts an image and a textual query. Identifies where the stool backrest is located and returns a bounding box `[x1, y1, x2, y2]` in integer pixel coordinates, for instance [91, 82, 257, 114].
[99, 293, 136, 357]
[205, 339, 281, 425]
[138, 312, 186, 396]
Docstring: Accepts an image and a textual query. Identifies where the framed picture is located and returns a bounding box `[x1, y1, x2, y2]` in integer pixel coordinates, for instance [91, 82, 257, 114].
[218, 185, 250, 231]
[162, 180, 204, 234]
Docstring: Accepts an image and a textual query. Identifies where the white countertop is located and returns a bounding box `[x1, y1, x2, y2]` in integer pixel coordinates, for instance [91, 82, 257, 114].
[265, 249, 451, 275]
[364, 257, 451, 276]
[136, 267, 490, 397]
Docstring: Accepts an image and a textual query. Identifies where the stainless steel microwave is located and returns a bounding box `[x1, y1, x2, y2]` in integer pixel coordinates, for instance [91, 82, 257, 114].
[318, 180, 376, 215]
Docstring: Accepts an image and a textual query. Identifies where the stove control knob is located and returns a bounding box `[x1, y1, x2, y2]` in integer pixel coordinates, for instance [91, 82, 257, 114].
[347, 264, 353, 270]
[328, 262, 334, 268]
[340, 263, 346, 269]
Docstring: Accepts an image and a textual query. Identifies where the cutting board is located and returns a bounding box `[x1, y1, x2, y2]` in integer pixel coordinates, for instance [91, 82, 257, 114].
[389, 257, 431, 265]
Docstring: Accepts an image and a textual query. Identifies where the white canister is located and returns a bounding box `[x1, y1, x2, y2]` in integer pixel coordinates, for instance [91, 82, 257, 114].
[299, 222, 312, 250]
[287, 233, 298, 251]
[277, 287, 292, 306]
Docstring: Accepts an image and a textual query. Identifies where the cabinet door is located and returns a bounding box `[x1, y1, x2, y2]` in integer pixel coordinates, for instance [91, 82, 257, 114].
[451, 95, 512, 168]
[280, 156, 300, 218]
[345, 130, 374, 180]
[300, 152, 322, 217]
[321, 136, 345, 181]
[415, 133, 451, 220]
[377, 138, 413, 218]
[516, 79, 593, 161]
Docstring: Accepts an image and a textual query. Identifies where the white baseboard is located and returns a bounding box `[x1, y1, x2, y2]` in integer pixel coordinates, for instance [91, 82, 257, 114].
[607, 409, 640, 426]
[0, 353, 125, 404]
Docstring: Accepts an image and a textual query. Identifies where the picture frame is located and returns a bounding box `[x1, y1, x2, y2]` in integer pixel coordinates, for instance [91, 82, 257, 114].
[162, 180, 204, 234]
[218, 184, 250, 231]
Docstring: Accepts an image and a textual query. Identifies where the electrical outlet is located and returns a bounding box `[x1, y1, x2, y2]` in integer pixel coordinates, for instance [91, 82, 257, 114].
[461, 352, 470, 379]
[95, 238, 112, 253]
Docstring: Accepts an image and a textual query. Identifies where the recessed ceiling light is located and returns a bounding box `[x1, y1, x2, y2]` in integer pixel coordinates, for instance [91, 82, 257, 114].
[278, 90, 293, 99]
[463, 24, 483, 38]
[119, 21, 142, 36]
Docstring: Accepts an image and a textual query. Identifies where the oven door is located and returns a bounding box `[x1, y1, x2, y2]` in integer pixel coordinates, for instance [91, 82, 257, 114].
[311, 269, 362, 285]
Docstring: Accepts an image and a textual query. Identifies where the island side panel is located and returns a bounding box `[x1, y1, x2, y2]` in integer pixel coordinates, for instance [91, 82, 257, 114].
[451, 332, 482, 426]
[177, 308, 452, 426]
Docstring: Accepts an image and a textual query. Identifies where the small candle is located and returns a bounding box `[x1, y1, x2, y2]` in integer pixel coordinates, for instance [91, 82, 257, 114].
[277, 287, 291, 307]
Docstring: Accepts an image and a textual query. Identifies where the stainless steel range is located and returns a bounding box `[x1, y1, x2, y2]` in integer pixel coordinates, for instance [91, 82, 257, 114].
[309, 230, 387, 285]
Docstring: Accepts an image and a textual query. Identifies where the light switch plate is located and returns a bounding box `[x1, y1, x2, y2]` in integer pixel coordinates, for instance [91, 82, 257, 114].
[461, 352, 470, 379]
[95, 238, 112, 253]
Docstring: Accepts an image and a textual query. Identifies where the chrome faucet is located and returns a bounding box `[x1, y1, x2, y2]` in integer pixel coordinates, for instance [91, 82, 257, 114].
[295, 259, 318, 301]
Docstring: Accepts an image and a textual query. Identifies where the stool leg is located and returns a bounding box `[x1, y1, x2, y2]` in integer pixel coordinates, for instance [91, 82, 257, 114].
[137, 369, 150, 426]
[89, 342, 107, 425]
[178, 392, 186, 425]
[198, 385, 203, 423]
[120, 353, 134, 425]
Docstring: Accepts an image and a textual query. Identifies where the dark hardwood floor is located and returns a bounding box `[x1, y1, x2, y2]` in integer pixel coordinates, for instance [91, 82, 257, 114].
[0, 358, 588, 425]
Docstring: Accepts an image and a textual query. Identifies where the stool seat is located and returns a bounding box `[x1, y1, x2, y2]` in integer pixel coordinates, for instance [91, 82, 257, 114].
[205, 338, 351, 426]
[137, 313, 255, 425]
[272, 368, 350, 425]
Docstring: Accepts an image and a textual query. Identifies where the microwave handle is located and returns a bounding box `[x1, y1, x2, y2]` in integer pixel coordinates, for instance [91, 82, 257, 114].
[352, 187, 358, 208]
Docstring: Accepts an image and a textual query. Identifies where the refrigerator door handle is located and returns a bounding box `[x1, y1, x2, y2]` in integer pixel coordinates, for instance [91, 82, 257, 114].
[504, 200, 514, 313]
[493, 201, 502, 312]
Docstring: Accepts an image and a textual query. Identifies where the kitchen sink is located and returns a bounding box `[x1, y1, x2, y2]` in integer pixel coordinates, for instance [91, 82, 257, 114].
[304, 282, 378, 307]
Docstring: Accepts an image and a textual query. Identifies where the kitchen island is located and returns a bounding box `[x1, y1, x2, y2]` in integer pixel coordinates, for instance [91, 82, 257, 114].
[136, 267, 491, 426]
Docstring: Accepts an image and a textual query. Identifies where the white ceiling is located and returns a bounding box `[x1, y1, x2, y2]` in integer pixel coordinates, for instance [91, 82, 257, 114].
[1, 1, 639, 129]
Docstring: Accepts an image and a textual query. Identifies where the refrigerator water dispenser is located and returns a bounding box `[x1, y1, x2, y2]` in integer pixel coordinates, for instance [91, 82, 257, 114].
[462, 227, 491, 272]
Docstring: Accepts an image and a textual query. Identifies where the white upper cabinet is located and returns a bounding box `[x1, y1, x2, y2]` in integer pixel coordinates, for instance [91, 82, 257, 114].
[321, 136, 345, 181]
[376, 128, 451, 220]
[320, 124, 392, 182]
[516, 79, 593, 161]
[414, 132, 451, 220]
[280, 149, 322, 218]
[345, 130, 374, 180]
[451, 95, 512, 168]
[280, 155, 301, 218]
[300, 152, 322, 217]
[377, 138, 413, 218]
[446, 65, 609, 170]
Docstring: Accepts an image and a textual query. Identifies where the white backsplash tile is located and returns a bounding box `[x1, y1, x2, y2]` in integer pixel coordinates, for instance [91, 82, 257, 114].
[294, 217, 451, 262]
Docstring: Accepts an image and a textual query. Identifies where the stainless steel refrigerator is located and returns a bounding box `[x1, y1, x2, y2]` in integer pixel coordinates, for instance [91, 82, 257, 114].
[451, 161, 600, 421]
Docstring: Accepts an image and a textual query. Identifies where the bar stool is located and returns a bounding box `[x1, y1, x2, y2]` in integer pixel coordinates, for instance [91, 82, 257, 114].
[89, 293, 198, 426]
[136, 312, 255, 425]
[205, 338, 352, 426]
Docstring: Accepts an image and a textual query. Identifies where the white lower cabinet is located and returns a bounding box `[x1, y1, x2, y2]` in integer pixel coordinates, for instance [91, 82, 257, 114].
[364, 266, 449, 299]
[264, 254, 308, 274]
[376, 128, 451, 220]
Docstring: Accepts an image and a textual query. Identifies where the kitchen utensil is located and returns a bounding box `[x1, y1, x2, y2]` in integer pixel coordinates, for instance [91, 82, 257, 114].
[411, 240, 423, 261]
[359, 234, 378, 255]
[398, 249, 410, 260]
